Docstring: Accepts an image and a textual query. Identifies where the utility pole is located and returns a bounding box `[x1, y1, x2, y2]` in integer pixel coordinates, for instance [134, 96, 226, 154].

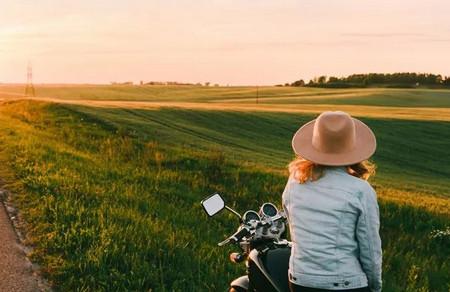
[256, 86, 259, 104]
[24, 62, 35, 97]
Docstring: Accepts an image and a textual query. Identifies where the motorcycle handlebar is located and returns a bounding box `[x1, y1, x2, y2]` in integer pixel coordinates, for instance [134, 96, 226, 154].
[218, 227, 250, 246]
[216, 211, 287, 247]
[230, 227, 250, 243]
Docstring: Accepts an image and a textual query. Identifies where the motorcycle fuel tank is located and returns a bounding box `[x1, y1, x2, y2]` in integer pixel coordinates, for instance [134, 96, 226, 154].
[247, 246, 291, 292]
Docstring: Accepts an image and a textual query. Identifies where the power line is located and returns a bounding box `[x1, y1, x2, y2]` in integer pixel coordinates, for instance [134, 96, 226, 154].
[24, 62, 35, 97]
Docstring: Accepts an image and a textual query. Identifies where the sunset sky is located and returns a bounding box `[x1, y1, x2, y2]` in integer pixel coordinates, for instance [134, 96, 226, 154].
[1, 0, 449, 85]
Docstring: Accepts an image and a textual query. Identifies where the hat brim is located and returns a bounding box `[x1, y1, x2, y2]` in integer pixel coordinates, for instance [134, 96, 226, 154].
[292, 118, 376, 166]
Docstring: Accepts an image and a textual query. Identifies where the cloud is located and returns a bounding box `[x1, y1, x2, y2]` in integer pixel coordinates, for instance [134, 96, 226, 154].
[341, 32, 428, 38]
[339, 32, 450, 44]
[426, 38, 450, 42]
[204, 39, 367, 52]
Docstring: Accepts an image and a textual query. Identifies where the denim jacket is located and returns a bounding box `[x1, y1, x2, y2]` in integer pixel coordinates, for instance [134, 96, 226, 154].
[282, 167, 382, 291]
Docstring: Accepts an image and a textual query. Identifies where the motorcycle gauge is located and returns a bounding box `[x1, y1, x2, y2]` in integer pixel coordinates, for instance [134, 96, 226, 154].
[242, 210, 260, 224]
[260, 203, 278, 217]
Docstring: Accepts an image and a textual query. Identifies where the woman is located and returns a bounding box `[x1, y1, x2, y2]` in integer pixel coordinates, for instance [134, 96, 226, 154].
[282, 111, 382, 292]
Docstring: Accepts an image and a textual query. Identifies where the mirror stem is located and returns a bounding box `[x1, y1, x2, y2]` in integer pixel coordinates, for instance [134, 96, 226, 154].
[225, 206, 242, 220]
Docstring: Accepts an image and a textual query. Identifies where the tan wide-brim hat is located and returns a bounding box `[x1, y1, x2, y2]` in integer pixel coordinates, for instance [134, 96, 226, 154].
[292, 111, 376, 166]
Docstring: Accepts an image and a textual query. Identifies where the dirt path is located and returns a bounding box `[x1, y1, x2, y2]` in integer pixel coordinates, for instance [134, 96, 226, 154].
[0, 194, 42, 291]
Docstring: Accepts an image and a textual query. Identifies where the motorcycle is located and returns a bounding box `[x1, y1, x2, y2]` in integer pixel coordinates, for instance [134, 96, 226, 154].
[201, 193, 292, 292]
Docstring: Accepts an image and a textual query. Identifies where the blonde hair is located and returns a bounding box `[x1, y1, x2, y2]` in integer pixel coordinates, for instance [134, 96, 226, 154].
[288, 156, 376, 183]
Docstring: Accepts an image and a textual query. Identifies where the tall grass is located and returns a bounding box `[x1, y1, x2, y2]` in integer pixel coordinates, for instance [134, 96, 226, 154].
[0, 100, 448, 291]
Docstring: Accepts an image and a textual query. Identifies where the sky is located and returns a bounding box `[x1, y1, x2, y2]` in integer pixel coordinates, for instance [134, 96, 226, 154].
[1, 0, 449, 85]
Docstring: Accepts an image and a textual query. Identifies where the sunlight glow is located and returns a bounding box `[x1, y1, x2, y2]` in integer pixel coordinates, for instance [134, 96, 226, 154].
[1, 0, 449, 85]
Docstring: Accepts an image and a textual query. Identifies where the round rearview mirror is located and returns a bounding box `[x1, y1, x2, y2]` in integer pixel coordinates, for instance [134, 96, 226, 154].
[201, 193, 225, 217]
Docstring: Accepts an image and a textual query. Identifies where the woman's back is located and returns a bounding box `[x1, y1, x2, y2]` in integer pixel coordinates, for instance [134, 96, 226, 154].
[283, 167, 381, 290]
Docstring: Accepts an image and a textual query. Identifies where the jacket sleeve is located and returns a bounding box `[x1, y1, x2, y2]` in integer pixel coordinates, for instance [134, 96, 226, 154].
[356, 184, 382, 292]
[281, 178, 291, 220]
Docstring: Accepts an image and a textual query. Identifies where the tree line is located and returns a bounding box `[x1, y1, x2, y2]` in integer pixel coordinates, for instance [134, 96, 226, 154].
[283, 73, 450, 88]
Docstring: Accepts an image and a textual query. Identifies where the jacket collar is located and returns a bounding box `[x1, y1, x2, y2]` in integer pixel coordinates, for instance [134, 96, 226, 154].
[325, 166, 347, 173]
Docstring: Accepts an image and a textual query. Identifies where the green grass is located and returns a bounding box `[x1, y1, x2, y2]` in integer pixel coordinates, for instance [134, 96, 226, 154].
[49, 104, 450, 194]
[246, 89, 450, 108]
[0, 100, 449, 291]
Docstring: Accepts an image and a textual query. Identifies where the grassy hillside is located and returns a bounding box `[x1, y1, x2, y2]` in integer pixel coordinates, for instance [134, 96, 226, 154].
[0, 100, 449, 291]
[1, 84, 450, 108]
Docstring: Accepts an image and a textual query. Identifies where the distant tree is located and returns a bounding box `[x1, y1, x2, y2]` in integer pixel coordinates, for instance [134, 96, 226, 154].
[443, 76, 450, 86]
[205, 82, 210, 86]
[317, 76, 327, 84]
[296, 72, 448, 88]
[328, 76, 340, 83]
[291, 79, 305, 87]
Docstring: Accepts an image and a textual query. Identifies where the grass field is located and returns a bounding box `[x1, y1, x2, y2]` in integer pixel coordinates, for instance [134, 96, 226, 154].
[2, 84, 450, 108]
[0, 85, 449, 291]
